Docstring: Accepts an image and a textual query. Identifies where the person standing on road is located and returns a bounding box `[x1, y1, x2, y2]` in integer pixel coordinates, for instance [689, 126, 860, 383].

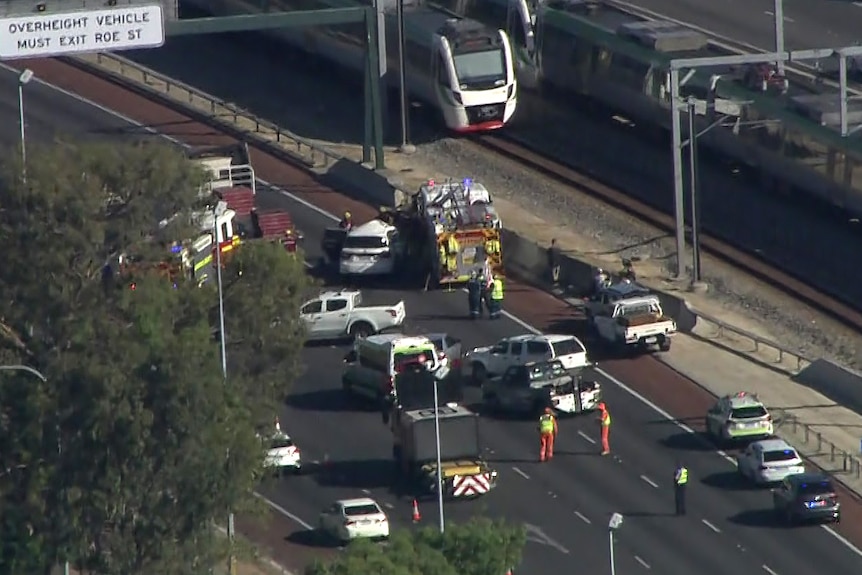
[466, 271, 482, 319]
[538, 407, 558, 462]
[597, 402, 611, 455]
[489, 275, 504, 319]
[547, 238, 561, 287]
[674, 461, 688, 516]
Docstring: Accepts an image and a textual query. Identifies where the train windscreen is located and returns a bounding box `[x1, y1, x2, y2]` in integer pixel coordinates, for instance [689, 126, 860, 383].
[453, 50, 506, 88]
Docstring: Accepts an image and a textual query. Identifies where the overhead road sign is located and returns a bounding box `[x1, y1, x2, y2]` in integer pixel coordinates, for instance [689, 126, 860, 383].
[0, 3, 165, 60]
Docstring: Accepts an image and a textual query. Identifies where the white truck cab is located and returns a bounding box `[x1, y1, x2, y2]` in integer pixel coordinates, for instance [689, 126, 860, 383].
[300, 290, 406, 341]
[585, 281, 676, 352]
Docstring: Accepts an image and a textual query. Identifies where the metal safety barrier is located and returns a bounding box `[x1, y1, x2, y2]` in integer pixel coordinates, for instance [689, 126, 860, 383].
[776, 410, 862, 484]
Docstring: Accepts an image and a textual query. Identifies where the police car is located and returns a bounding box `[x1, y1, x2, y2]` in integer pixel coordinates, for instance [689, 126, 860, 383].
[704, 392, 774, 444]
[263, 419, 302, 475]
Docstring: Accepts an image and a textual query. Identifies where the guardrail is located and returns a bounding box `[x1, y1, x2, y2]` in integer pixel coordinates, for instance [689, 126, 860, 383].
[80, 53, 344, 170]
[686, 307, 811, 372]
[775, 411, 862, 485]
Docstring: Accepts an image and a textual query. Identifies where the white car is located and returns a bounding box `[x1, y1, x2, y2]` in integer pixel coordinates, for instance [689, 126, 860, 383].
[736, 439, 805, 485]
[263, 424, 301, 475]
[466, 334, 589, 382]
[318, 498, 390, 544]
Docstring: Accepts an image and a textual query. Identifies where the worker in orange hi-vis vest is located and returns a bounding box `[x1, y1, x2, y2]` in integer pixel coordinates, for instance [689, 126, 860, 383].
[598, 402, 611, 455]
[538, 408, 558, 462]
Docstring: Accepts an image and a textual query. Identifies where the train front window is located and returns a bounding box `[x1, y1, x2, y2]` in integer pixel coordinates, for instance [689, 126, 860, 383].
[453, 50, 506, 88]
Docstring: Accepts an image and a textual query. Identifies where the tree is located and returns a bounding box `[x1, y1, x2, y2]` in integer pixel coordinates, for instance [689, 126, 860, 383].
[305, 518, 525, 575]
[0, 140, 310, 574]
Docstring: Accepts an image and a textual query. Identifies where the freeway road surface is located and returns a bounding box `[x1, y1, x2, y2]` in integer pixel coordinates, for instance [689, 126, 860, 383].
[626, 0, 862, 51]
[7, 62, 862, 575]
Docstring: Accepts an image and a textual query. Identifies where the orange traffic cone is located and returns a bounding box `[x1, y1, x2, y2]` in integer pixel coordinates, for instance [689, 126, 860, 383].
[412, 499, 421, 523]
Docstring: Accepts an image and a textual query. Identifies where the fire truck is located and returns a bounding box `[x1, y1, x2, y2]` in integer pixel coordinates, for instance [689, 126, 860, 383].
[322, 178, 503, 288]
[117, 145, 301, 287]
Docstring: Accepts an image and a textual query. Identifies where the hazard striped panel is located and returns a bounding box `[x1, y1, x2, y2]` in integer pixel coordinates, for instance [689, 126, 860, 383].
[452, 473, 493, 497]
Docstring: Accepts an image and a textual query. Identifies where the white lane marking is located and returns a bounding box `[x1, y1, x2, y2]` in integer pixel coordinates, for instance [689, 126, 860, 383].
[19, 62, 862, 561]
[361, 489, 371, 495]
[512, 466, 531, 480]
[253, 492, 314, 530]
[383, 501, 394, 509]
[639, 474, 659, 488]
[762, 565, 779, 575]
[524, 523, 570, 554]
[577, 430, 597, 444]
[701, 519, 721, 533]
[574, 510, 591, 524]
[634, 555, 651, 569]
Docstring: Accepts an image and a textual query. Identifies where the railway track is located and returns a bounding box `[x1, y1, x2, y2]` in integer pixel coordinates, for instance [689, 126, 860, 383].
[473, 132, 862, 334]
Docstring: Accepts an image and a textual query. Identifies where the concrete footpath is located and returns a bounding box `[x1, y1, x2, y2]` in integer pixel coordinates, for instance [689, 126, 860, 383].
[60, 52, 862, 499]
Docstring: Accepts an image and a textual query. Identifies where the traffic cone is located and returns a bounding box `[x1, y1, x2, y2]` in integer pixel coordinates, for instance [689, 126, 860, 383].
[412, 499, 421, 523]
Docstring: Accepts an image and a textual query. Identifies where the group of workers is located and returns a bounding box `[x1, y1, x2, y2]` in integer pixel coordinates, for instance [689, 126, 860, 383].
[466, 271, 504, 319]
[537, 403, 689, 516]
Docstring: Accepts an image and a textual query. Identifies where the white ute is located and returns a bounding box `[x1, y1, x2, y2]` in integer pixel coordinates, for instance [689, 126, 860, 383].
[300, 290, 406, 340]
[585, 281, 676, 352]
[465, 333, 589, 383]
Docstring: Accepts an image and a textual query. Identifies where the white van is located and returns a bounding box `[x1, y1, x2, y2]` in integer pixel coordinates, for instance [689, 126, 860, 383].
[339, 220, 403, 276]
[341, 334, 442, 403]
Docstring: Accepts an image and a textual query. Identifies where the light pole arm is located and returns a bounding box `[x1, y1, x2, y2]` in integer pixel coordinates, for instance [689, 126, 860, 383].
[0, 364, 47, 381]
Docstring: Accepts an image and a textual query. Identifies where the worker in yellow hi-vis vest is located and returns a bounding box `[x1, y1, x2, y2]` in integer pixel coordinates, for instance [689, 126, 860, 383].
[488, 276, 504, 319]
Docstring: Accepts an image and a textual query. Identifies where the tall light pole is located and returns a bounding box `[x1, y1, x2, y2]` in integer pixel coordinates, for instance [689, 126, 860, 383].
[18, 68, 34, 184]
[608, 513, 623, 575]
[212, 202, 234, 574]
[396, 0, 415, 154]
[686, 97, 702, 285]
[432, 376, 444, 533]
[0, 365, 69, 575]
[773, 0, 785, 75]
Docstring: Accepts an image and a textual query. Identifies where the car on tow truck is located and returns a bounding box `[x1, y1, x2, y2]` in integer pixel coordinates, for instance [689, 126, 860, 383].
[584, 281, 676, 353]
[482, 359, 602, 417]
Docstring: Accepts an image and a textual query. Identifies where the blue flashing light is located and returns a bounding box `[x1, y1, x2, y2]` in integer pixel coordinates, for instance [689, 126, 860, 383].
[463, 177, 473, 188]
[783, 449, 793, 454]
[170, 245, 182, 253]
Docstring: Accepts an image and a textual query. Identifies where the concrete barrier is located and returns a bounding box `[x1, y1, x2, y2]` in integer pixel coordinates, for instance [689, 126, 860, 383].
[68, 51, 808, 373]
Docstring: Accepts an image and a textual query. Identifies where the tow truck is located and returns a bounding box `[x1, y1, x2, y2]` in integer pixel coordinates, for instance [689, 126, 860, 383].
[321, 178, 504, 288]
[391, 399, 496, 498]
[584, 280, 676, 353]
[482, 360, 602, 417]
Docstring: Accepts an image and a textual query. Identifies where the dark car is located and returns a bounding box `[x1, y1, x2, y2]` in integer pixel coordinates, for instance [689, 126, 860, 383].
[772, 473, 840, 525]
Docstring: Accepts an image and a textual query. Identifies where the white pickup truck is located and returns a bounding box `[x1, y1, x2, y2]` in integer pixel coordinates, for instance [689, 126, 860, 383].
[464, 333, 589, 383]
[300, 290, 406, 340]
[585, 282, 676, 352]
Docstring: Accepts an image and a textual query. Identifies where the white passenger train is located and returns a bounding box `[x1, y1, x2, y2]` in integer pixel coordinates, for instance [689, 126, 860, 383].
[185, 0, 518, 132]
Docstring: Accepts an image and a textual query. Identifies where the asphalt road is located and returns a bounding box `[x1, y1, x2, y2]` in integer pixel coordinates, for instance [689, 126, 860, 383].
[5, 63, 862, 575]
[626, 0, 862, 51]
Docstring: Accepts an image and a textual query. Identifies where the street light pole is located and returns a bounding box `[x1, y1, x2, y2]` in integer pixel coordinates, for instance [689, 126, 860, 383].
[212, 205, 234, 575]
[396, 0, 415, 154]
[17, 69, 34, 184]
[773, 0, 786, 75]
[432, 378, 444, 533]
[608, 513, 623, 575]
[0, 365, 68, 575]
[686, 97, 702, 285]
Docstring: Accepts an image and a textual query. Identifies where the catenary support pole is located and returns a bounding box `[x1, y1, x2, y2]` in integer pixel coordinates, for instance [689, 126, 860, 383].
[374, 0, 388, 137]
[396, 0, 412, 152]
[366, 7, 386, 169]
[840, 54, 849, 137]
[432, 379, 445, 533]
[774, 0, 785, 75]
[687, 97, 701, 283]
[670, 68, 687, 279]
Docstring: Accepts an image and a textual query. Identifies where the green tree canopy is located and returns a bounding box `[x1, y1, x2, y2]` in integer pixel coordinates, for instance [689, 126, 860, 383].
[305, 518, 525, 575]
[0, 140, 309, 574]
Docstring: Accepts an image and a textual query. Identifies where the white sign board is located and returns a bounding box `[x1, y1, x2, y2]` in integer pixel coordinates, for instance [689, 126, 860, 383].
[0, 4, 165, 60]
